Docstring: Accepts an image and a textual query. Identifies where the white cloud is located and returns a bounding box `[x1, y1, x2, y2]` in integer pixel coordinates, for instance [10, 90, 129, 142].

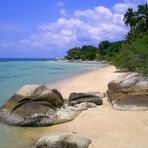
[74, 6, 113, 24]
[113, 3, 129, 14]
[113, 0, 148, 14]
[94, 6, 112, 18]
[16, 0, 146, 52]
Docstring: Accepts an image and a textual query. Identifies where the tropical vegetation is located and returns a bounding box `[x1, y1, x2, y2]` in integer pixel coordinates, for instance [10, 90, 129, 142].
[65, 3, 148, 76]
[65, 46, 97, 61]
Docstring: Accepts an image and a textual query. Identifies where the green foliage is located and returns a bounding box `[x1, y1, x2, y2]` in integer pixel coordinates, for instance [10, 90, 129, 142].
[65, 3, 148, 76]
[65, 46, 97, 61]
[114, 2, 148, 76]
[123, 8, 137, 29]
[98, 41, 110, 55]
[105, 3, 148, 76]
[85, 52, 96, 60]
[112, 33, 148, 76]
[97, 40, 124, 61]
[124, 3, 148, 41]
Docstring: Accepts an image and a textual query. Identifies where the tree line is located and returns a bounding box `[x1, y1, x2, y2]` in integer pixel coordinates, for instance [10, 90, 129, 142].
[65, 3, 148, 76]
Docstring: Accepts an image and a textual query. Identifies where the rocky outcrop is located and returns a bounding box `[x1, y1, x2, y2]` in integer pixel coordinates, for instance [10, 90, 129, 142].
[107, 73, 148, 111]
[36, 133, 91, 148]
[0, 85, 64, 126]
[68, 92, 103, 106]
[0, 85, 99, 127]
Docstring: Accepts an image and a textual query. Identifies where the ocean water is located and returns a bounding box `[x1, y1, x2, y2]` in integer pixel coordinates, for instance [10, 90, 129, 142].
[0, 59, 109, 148]
[0, 59, 109, 105]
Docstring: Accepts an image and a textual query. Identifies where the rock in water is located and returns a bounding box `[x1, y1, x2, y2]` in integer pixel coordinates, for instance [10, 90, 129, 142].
[107, 73, 148, 111]
[0, 85, 64, 126]
[36, 133, 91, 148]
[68, 92, 103, 106]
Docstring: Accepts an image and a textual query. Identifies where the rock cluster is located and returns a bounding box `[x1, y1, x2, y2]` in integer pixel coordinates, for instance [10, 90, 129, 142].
[107, 73, 148, 111]
[0, 85, 103, 126]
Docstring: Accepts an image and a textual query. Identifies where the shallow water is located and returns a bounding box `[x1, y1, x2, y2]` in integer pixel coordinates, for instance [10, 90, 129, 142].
[0, 122, 53, 148]
[0, 60, 108, 105]
[0, 60, 109, 148]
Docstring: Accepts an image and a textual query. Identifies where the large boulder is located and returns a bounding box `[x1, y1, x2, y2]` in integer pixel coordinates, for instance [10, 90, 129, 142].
[0, 85, 64, 126]
[68, 92, 103, 106]
[36, 133, 91, 148]
[107, 73, 148, 111]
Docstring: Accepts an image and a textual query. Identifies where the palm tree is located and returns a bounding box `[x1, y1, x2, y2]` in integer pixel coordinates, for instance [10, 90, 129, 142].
[124, 3, 148, 41]
[137, 3, 148, 30]
[123, 8, 136, 29]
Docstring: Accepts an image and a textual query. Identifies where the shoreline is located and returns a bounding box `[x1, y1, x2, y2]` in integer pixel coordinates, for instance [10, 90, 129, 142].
[0, 60, 109, 106]
[47, 64, 110, 91]
[0, 65, 148, 148]
[48, 65, 120, 99]
[39, 65, 148, 148]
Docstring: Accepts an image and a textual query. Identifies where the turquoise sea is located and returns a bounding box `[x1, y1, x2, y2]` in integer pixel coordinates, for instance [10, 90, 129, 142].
[0, 59, 109, 148]
[0, 59, 108, 105]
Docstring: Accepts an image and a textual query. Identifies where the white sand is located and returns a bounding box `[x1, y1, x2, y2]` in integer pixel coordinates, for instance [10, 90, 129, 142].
[46, 65, 148, 148]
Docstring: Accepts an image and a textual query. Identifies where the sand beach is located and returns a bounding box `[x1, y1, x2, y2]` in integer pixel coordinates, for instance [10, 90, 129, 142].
[0, 65, 148, 148]
[45, 65, 148, 148]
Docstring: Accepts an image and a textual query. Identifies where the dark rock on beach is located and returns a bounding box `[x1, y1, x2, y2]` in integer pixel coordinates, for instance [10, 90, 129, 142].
[68, 92, 103, 106]
[36, 133, 91, 148]
[0, 85, 64, 126]
[107, 73, 148, 111]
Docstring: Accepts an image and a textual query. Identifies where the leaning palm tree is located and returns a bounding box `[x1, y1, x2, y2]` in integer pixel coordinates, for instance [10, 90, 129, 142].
[123, 8, 136, 29]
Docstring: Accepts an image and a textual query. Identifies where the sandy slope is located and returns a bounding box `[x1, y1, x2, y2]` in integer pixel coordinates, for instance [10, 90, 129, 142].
[47, 65, 148, 148]
[49, 65, 120, 98]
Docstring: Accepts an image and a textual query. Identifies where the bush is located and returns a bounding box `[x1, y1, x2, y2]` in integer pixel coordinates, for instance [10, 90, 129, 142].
[98, 41, 110, 55]
[112, 34, 148, 76]
[65, 45, 97, 60]
[85, 52, 96, 60]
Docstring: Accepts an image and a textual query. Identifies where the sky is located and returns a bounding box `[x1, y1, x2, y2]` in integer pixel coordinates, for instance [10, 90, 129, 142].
[0, 0, 147, 58]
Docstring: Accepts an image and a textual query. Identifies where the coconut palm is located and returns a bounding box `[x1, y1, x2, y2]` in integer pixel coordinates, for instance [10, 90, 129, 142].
[137, 3, 148, 30]
[123, 8, 136, 29]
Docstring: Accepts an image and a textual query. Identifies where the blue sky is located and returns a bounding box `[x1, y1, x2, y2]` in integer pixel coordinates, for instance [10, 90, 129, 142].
[0, 0, 147, 58]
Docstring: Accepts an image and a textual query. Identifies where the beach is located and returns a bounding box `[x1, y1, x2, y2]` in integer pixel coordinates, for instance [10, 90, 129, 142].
[1, 0, 147, 147]
[46, 65, 148, 148]
[0, 65, 148, 148]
